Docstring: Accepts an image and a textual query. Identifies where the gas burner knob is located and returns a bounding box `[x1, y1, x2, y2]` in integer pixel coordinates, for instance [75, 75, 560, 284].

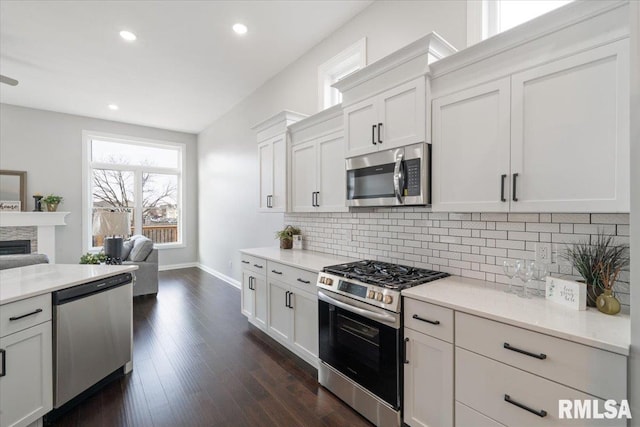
[384, 295, 393, 304]
[325, 278, 333, 286]
[375, 292, 383, 302]
[367, 290, 376, 299]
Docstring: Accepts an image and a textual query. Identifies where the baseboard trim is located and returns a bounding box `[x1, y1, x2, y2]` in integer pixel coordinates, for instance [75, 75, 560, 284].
[197, 263, 241, 289]
[158, 262, 198, 271]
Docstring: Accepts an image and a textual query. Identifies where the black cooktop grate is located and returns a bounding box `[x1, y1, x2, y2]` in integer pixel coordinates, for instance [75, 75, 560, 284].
[323, 260, 449, 290]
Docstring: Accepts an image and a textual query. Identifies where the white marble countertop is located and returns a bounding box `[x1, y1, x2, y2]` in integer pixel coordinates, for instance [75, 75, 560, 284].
[240, 247, 357, 273]
[0, 264, 139, 305]
[402, 276, 630, 356]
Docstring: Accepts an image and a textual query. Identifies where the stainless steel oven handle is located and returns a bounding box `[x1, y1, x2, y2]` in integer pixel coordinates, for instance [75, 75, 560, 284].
[318, 291, 397, 324]
[393, 153, 404, 204]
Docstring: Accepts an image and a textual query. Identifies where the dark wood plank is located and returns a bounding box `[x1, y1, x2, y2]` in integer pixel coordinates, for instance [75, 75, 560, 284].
[50, 267, 371, 427]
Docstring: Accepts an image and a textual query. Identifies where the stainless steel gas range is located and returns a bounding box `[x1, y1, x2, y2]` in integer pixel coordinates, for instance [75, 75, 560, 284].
[316, 260, 449, 427]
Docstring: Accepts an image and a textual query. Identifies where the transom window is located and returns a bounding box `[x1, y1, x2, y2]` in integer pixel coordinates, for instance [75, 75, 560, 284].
[83, 132, 185, 250]
[318, 38, 366, 110]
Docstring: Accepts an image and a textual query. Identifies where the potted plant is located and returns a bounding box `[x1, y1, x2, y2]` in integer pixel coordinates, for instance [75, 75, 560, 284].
[79, 252, 107, 264]
[42, 194, 63, 212]
[275, 225, 301, 249]
[563, 232, 629, 310]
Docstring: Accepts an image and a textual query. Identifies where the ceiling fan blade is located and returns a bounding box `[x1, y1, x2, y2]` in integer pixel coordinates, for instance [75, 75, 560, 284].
[0, 75, 19, 86]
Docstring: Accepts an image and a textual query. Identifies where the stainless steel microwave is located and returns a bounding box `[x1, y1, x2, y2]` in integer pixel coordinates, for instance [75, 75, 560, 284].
[346, 143, 430, 207]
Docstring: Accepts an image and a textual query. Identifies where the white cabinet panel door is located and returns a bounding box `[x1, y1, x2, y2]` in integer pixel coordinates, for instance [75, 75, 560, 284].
[432, 78, 511, 212]
[317, 134, 347, 212]
[267, 281, 291, 343]
[291, 290, 318, 362]
[510, 40, 630, 212]
[291, 141, 317, 212]
[258, 141, 273, 211]
[253, 275, 267, 330]
[271, 136, 287, 212]
[241, 270, 254, 319]
[344, 98, 378, 158]
[0, 322, 52, 427]
[403, 328, 454, 427]
[379, 78, 426, 150]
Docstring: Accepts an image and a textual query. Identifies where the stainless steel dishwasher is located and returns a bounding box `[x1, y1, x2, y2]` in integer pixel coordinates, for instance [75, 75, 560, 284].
[52, 272, 133, 408]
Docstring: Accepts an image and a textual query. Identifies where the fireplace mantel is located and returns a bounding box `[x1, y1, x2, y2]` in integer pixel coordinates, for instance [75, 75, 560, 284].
[0, 212, 70, 262]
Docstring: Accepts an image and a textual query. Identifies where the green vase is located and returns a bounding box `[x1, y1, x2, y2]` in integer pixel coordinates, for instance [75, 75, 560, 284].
[596, 289, 621, 315]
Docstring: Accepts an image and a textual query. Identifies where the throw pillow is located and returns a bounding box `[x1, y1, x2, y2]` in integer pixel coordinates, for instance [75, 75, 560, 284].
[129, 236, 154, 262]
[121, 240, 134, 261]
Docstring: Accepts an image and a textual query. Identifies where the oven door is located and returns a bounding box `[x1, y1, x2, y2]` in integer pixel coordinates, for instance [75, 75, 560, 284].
[318, 290, 400, 409]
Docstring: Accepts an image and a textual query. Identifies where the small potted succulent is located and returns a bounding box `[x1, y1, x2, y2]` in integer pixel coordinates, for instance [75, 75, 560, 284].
[79, 252, 107, 264]
[42, 194, 63, 212]
[275, 225, 301, 249]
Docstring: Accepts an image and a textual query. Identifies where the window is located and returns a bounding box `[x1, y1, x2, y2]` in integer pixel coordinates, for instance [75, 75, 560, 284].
[318, 38, 366, 110]
[83, 132, 185, 251]
[467, 0, 573, 46]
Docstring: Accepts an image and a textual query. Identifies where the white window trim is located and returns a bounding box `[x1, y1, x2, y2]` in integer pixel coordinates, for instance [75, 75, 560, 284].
[318, 37, 367, 110]
[82, 130, 187, 253]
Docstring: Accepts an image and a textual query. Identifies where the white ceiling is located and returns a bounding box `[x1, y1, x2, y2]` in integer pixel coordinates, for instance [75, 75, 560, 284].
[0, 1, 372, 133]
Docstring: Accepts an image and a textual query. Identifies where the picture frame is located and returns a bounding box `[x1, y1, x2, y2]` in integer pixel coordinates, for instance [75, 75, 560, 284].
[0, 201, 22, 212]
[0, 170, 27, 211]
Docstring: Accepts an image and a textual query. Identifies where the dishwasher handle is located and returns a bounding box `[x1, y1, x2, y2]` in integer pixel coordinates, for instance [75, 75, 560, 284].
[53, 272, 133, 305]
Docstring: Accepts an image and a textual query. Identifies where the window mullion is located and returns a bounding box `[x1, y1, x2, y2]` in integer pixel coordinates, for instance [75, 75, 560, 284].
[135, 170, 144, 236]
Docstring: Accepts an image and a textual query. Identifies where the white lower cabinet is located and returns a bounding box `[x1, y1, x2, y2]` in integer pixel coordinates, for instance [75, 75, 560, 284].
[455, 402, 505, 427]
[267, 280, 292, 342]
[241, 269, 267, 330]
[0, 321, 53, 427]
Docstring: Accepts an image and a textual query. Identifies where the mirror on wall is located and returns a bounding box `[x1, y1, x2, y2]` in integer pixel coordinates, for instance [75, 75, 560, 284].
[0, 170, 27, 211]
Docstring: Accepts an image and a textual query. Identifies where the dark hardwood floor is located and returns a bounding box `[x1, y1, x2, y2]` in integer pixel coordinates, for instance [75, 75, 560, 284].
[52, 268, 372, 427]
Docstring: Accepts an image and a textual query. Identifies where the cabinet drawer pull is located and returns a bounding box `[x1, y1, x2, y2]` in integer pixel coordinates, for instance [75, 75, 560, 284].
[271, 270, 282, 275]
[0, 349, 5, 377]
[297, 278, 311, 284]
[9, 308, 43, 321]
[512, 173, 519, 202]
[253, 264, 263, 269]
[403, 337, 409, 364]
[412, 314, 440, 325]
[504, 394, 547, 418]
[372, 125, 377, 145]
[500, 174, 507, 202]
[503, 342, 546, 360]
[377, 122, 383, 144]
[241, 260, 249, 264]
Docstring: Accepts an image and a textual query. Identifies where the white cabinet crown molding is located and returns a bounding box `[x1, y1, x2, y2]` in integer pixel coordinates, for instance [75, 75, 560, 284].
[251, 110, 309, 132]
[287, 104, 343, 135]
[332, 32, 456, 94]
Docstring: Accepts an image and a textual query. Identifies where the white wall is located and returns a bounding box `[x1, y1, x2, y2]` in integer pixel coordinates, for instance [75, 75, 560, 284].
[0, 103, 198, 266]
[198, 0, 467, 281]
[629, 0, 639, 422]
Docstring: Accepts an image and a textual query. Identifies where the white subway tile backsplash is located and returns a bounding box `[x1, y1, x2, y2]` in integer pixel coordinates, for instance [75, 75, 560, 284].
[285, 211, 630, 312]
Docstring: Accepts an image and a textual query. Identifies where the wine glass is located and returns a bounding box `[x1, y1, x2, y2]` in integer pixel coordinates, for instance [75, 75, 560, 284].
[517, 260, 535, 298]
[503, 260, 520, 294]
[531, 262, 548, 297]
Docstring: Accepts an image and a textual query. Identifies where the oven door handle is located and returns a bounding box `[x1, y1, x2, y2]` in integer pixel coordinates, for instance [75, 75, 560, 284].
[393, 153, 404, 204]
[318, 291, 397, 325]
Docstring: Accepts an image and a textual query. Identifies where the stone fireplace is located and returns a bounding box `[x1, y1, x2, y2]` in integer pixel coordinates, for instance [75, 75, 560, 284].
[0, 212, 69, 262]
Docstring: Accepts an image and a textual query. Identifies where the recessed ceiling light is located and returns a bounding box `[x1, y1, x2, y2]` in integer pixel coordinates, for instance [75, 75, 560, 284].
[119, 30, 137, 41]
[108, 104, 119, 111]
[232, 23, 248, 35]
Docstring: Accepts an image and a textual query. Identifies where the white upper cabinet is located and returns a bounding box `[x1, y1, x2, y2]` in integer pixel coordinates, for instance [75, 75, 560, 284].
[510, 40, 630, 212]
[432, 78, 511, 212]
[253, 111, 307, 213]
[334, 33, 457, 158]
[430, 1, 630, 213]
[288, 104, 347, 213]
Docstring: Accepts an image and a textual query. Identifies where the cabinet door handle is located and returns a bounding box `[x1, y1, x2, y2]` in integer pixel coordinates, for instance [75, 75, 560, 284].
[271, 270, 282, 275]
[0, 349, 5, 377]
[297, 278, 311, 284]
[315, 192, 320, 207]
[285, 291, 290, 308]
[503, 342, 547, 360]
[241, 260, 249, 264]
[372, 125, 377, 145]
[378, 123, 383, 144]
[403, 337, 410, 364]
[512, 173, 519, 202]
[500, 174, 507, 202]
[504, 394, 547, 418]
[250, 276, 255, 290]
[288, 292, 294, 309]
[9, 308, 43, 321]
[412, 314, 440, 325]
[253, 264, 263, 269]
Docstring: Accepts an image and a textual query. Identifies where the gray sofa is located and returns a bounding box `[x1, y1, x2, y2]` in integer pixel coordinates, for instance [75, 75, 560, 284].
[0, 254, 49, 270]
[121, 235, 159, 297]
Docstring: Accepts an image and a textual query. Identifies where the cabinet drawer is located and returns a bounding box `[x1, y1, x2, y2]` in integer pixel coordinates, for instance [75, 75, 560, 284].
[268, 261, 318, 291]
[240, 254, 267, 275]
[456, 402, 505, 427]
[456, 348, 624, 427]
[0, 294, 52, 338]
[455, 312, 626, 401]
[403, 298, 453, 343]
